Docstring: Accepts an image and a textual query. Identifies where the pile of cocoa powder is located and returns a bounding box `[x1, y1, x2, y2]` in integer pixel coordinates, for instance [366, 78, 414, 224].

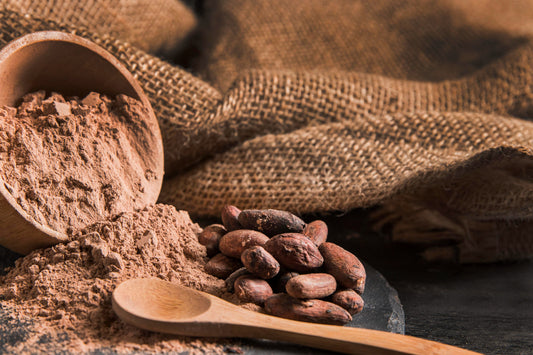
[0, 204, 235, 354]
[0, 92, 242, 353]
[0, 91, 161, 235]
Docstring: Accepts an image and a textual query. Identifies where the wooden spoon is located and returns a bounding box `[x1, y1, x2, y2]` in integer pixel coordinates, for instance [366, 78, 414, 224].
[112, 278, 480, 355]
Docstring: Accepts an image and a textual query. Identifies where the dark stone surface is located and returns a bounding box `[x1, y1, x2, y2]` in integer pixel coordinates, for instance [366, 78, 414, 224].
[319, 208, 533, 355]
[390, 262, 533, 355]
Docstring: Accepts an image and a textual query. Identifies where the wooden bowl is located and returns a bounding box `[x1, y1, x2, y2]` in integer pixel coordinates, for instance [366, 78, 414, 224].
[0, 31, 164, 254]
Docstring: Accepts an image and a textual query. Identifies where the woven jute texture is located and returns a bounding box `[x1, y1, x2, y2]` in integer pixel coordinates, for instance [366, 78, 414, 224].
[1, 1, 533, 262]
[5, 0, 196, 55]
[191, 0, 533, 91]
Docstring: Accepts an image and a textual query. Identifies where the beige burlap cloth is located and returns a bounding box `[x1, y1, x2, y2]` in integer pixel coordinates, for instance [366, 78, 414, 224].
[1, 0, 532, 263]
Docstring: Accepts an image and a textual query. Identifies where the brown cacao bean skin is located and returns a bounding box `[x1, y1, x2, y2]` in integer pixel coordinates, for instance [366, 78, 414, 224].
[198, 224, 226, 256]
[265, 294, 352, 325]
[234, 275, 273, 305]
[225, 267, 251, 292]
[285, 273, 337, 299]
[204, 253, 242, 279]
[219, 230, 269, 258]
[330, 289, 364, 315]
[273, 271, 300, 293]
[302, 220, 328, 246]
[221, 205, 242, 231]
[319, 242, 366, 293]
[238, 209, 305, 236]
[265, 233, 323, 272]
[241, 246, 280, 279]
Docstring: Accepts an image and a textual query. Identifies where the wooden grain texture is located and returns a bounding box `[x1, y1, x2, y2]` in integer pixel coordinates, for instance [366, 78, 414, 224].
[0, 31, 163, 254]
[113, 278, 479, 355]
[0, 245, 405, 354]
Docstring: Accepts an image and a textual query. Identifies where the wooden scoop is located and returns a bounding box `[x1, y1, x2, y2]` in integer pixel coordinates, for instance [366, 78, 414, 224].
[0, 31, 163, 254]
[112, 278, 480, 355]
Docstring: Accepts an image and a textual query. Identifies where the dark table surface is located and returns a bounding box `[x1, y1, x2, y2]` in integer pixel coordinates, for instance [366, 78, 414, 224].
[1, 209, 531, 355]
[320, 209, 533, 355]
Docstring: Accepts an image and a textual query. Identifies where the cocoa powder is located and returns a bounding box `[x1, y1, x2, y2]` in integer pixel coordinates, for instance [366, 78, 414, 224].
[0, 204, 233, 354]
[0, 91, 162, 235]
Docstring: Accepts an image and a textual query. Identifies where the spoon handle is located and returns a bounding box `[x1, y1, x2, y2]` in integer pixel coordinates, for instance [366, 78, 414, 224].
[231, 312, 479, 355]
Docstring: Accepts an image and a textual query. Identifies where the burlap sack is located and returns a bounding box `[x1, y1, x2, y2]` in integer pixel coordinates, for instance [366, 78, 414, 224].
[4, 0, 196, 55]
[1, 1, 532, 263]
[190, 0, 533, 91]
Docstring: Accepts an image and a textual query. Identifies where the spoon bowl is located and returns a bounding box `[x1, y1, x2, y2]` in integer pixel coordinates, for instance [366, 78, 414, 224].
[113, 278, 480, 355]
[115, 276, 211, 322]
[0, 31, 164, 254]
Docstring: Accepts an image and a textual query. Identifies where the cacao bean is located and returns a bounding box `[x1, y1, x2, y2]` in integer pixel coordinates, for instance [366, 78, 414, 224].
[273, 271, 299, 293]
[330, 289, 364, 315]
[221, 205, 242, 231]
[265, 233, 323, 272]
[238, 209, 305, 236]
[225, 267, 251, 292]
[265, 294, 352, 325]
[198, 224, 226, 256]
[234, 275, 273, 305]
[241, 246, 280, 279]
[302, 220, 328, 246]
[219, 230, 269, 258]
[204, 253, 242, 279]
[319, 242, 366, 293]
[285, 273, 336, 299]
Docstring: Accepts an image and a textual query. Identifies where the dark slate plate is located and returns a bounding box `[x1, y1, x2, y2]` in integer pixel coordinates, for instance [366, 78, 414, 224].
[237, 261, 405, 355]
[0, 244, 404, 354]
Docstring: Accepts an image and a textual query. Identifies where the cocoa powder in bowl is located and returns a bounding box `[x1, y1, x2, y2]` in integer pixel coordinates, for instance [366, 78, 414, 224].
[0, 92, 248, 352]
[0, 91, 163, 237]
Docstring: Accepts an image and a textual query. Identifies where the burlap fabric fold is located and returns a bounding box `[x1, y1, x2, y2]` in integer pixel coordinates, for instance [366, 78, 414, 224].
[1, 1, 532, 263]
[5, 0, 196, 55]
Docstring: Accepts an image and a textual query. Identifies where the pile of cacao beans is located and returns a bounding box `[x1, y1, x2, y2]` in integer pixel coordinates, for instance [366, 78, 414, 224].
[198, 205, 366, 325]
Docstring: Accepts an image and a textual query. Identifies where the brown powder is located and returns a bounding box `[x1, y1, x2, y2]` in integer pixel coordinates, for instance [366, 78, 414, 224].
[0, 204, 234, 354]
[0, 91, 162, 235]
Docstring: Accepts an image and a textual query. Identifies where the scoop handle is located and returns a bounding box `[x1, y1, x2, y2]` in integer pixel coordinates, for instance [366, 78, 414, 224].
[225, 310, 480, 355]
[112, 278, 480, 355]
